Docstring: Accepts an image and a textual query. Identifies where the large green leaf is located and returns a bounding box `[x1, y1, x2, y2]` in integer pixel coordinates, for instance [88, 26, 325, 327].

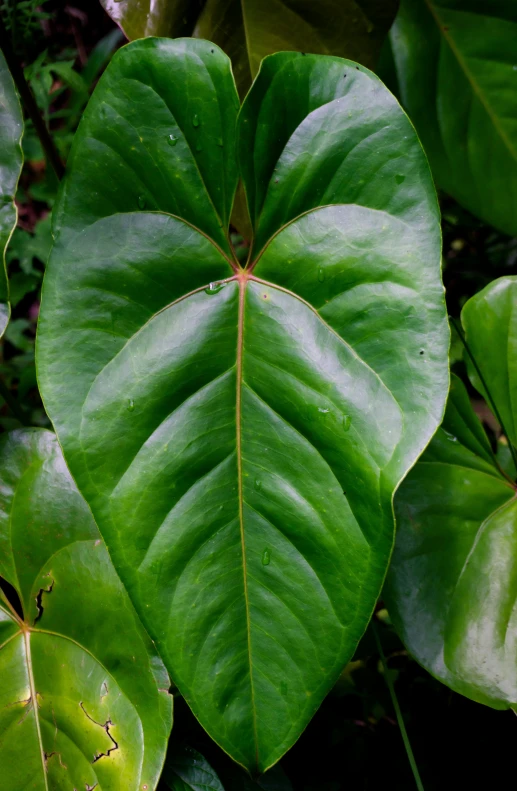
[0, 428, 172, 790]
[37, 38, 448, 772]
[386, 349, 517, 703]
[101, 0, 398, 98]
[0, 49, 24, 337]
[390, 0, 517, 235]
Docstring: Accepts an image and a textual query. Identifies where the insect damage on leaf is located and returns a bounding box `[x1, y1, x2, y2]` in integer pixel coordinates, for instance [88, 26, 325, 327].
[80, 701, 120, 762]
[33, 575, 54, 624]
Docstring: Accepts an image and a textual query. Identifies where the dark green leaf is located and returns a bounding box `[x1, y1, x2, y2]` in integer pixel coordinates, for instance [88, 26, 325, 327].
[461, 276, 517, 453]
[0, 48, 24, 336]
[386, 371, 517, 707]
[37, 39, 448, 771]
[194, 0, 398, 98]
[163, 745, 225, 790]
[101, 0, 398, 98]
[390, 0, 517, 235]
[0, 429, 172, 789]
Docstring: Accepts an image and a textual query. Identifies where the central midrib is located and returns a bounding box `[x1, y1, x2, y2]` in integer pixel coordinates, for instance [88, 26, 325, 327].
[24, 629, 49, 791]
[235, 275, 259, 769]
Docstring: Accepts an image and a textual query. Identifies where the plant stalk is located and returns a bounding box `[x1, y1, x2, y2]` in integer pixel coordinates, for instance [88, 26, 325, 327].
[0, 18, 64, 181]
[373, 620, 425, 791]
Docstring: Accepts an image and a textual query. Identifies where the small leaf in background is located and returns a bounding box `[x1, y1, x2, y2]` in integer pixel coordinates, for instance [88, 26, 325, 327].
[0, 428, 172, 790]
[7, 213, 52, 274]
[101, 0, 194, 40]
[4, 317, 32, 352]
[0, 48, 24, 337]
[390, 0, 517, 235]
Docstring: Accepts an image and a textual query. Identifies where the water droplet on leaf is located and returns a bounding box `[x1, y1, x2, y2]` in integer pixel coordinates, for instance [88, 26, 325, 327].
[254, 478, 262, 492]
[137, 195, 146, 209]
[127, 398, 135, 412]
[342, 414, 351, 431]
[318, 407, 330, 418]
[205, 281, 224, 294]
[167, 134, 178, 147]
[318, 268, 325, 283]
[395, 174, 405, 184]
[262, 549, 271, 566]
[192, 113, 200, 127]
[216, 137, 224, 147]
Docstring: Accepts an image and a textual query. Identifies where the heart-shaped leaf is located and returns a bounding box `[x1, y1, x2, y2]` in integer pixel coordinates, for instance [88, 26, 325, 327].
[37, 39, 448, 771]
[101, 0, 398, 98]
[0, 428, 172, 789]
[390, 0, 517, 235]
[386, 278, 517, 707]
[0, 49, 24, 337]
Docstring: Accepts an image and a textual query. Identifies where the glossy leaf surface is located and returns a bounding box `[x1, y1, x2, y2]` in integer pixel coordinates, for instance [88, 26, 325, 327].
[386, 360, 517, 708]
[390, 0, 517, 235]
[37, 39, 448, 772]
[101, 0, 398, 98]
[0, 49, 23, 336]
[0, 429, 172, 790]
[462, 276, 517, 452]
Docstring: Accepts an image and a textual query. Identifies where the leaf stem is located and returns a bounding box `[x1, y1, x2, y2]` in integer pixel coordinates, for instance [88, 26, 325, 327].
[0, 376, 29, 425]
[372, 620, 425, 791]
[450, 316, 517, 476]
[0, 19, 64, 181]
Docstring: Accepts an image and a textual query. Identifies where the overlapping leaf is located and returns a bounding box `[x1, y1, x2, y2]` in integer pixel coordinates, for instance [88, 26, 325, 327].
[37, 39, 448, 771]
[162, 745, 226, 790]
[390, 0, 517, 235]
[0, 429, 172, 789]
[386, 277, 517, 707]
[101, 0, 398, 97]
[0, 49, 23, 337]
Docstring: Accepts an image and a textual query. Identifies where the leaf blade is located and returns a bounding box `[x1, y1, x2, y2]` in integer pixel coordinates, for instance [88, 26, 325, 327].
[386, 373, 517, 707]
[37, 42, 448, 771]
[390, 0, 517, 234]
[0, 429, 172, 790]
[0, 49, 24, 337]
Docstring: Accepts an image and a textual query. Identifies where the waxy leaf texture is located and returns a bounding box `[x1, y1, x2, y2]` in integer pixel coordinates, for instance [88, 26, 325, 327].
[37, 39, 449, 771]
[387, 278, 517, 708]
[0, 429, 172, 791]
